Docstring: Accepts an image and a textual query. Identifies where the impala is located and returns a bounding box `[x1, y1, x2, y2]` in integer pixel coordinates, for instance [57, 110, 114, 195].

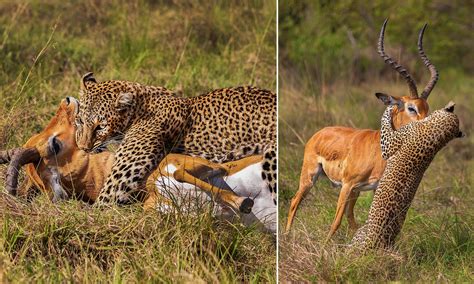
[285, 19, 439, 238]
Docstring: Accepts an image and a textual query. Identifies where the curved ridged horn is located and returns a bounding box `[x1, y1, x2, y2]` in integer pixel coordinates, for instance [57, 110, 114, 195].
[4, 147, 41, 195]
[0, 148, 21, 164]
[418, 24, 439, 100]
[378, 18, 419, 98]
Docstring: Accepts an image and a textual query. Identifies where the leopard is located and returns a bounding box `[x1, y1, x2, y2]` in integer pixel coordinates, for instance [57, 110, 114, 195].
[350, 102, 463, 251]
[75, 73, 277, 208]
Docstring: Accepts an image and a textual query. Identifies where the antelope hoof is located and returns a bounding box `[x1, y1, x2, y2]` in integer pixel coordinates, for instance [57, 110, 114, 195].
[239, 198, 254, 214]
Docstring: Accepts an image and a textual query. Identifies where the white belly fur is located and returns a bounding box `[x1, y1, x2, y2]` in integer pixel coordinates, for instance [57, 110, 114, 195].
[155, 162, 276, 234]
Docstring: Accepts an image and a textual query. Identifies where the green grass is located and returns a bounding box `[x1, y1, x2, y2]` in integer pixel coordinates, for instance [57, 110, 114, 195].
[0, 193, 276, 282]
[0, 0, 276, 148]
[278, 70, 474, 281]
[0, 0, 276, 282]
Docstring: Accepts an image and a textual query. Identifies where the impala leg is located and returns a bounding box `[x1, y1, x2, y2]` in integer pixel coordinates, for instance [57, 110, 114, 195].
[327, 183, 354, 239]
[346, 190, 360, 231]
[285, 154, 322, 233]
[221, 155, 262, 175]
[143, 165, 175, 211]
[142, 180, 159, 211]
[173, 168, 254, 214]
[143, 187, 173, 212]
[142, 193, 156, 211]
[25, 163, 49, 196]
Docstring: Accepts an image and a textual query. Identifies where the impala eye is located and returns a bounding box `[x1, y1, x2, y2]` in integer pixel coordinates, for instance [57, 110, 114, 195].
[50, 136, 62, 154]
[407, 106, 417, 114]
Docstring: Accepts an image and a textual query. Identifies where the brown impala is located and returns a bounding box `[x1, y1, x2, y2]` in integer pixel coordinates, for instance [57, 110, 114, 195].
[285, 19, 439, 238]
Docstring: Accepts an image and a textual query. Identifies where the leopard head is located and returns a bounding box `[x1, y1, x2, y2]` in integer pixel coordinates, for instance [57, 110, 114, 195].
[75, 72, 135, 152]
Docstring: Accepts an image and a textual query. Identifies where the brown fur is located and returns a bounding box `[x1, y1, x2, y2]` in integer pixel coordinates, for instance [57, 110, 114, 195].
[286, 95, 430, 237]
[285, 19, 437, 237]
[19, 98, 114, 202]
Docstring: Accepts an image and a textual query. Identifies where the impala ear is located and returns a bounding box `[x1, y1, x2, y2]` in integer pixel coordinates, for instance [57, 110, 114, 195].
[115, 93, 134, 112]
[81, 72, 97, 91]
[375, 92, 403, 109]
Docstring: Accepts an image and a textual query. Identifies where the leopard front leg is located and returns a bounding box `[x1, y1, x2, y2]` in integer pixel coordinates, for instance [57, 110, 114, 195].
[95, 127, 165, 205]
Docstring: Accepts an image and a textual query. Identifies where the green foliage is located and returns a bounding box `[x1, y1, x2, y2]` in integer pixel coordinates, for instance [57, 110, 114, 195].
[280, 0, 474, 85]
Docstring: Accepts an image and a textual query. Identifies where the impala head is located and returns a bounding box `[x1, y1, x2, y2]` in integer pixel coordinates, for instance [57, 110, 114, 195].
[37, 97, 80, 164]
[0, 97, 80, 194]
[375, 19, 438, 130]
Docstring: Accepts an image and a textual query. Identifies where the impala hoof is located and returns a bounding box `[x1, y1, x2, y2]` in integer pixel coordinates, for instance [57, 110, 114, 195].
[239, 198, 254, 214]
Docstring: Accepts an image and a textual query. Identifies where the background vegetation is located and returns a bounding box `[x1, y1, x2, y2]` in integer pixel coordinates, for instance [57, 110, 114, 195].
[0, 0, 276, 282]
[279, 0, 473, 282]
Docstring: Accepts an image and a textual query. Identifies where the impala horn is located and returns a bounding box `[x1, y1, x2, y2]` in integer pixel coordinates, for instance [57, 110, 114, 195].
[417, 24, 439, 100]
[378, 18, 419, 99]
[0, 147, 41, 195]
[0, 148, 20, 164]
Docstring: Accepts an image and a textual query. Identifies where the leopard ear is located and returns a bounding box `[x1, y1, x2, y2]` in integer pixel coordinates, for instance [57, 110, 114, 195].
[81, 72, 97, 91]
[444, 101, 455, 113]
[115, 93, 134, 112]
